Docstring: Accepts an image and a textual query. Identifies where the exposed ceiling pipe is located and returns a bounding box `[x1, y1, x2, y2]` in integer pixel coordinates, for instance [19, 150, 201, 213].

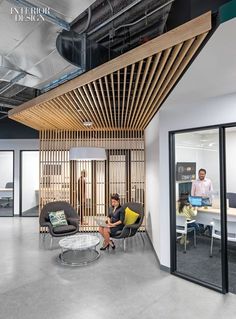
[0, 115, 8, 120]
[97, 0, 174, 43]
[0, 73, 26, 95]
[87, 0, 142, 36]
[107, 0, 114, 15]
[78, 7, 92, 34]
[8, 0, 70, 30]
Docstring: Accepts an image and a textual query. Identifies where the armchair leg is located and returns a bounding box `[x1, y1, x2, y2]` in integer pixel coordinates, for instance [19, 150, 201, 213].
[50, 236, 53, 249]
[210, 237, 214, 257]
[184, 234, 187, 253]
[124, 238, 126, 252]
[194, 229, 197, 248]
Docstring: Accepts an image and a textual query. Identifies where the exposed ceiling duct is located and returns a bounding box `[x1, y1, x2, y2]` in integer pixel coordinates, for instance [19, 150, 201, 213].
[0, 0, 96, 111]
[0, 0, 173, 117]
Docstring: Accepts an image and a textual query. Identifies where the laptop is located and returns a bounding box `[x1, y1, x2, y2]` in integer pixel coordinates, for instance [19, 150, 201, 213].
[188, 196, 202, 207]
[94, 217, 108, 227]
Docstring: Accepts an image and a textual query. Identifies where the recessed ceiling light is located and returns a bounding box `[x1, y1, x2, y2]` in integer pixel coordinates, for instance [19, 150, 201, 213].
[83, 121, 93, 127]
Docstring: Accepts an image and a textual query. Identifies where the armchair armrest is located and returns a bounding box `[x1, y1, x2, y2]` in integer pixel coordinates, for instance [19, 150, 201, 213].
[186, 220, 196, 224]
[124, 223, 139, 230]
[67, 217, 79, 228]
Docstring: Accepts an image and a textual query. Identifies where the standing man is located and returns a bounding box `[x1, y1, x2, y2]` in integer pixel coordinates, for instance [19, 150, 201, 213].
[78, 170, 87, 225]
[191, 168, 213, 197]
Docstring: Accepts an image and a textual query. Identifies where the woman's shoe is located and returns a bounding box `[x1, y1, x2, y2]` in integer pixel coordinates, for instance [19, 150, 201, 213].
[100, 244, 110, 251]
[109, 240, 116, 250]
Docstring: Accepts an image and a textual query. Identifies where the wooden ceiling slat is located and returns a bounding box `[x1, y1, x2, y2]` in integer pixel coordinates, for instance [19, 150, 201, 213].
[130, 56, 152, 128]
[124, 63, 135, 128]
[63, 93, 85, 130]
[30, 104, 60, 129]
[126, 60, 144, 128]
[134, 48, 171, 129]
[145, 38, 195, 120]
[137, 43, 183, 128]
[121, 67, 127, 128]
[59, 95, 84, 129]
[47, 99, 75, 129]
[110, 73, 117, 127]
[73, 88, 99, 128]
[53, 97, 79, 129]
[41, 101, 68, 129]
[87, 82, 105, 127]
[79, 86, 101, 127]
[132, 52, 161, 128]
[67, 92, 87, 126]
[141, 32, 208, 129]
[117, 70, 121, 128]
[93, 80, 109, 127]
[98, 78, 111, 128]
[104, 75, 114, 127]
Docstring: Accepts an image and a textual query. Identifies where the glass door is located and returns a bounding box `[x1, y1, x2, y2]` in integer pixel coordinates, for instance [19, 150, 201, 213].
[170, 128, 223, 290]
[0, 151, 14, 217]
[21, 151, 39, 216]
[225, 127, 236, 294]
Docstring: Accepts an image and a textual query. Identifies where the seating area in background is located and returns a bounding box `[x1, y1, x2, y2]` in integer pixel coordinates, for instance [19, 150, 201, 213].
[39, 201, 80, 248]
[40, 200, 145, 253]
[0, 182, 14, 216]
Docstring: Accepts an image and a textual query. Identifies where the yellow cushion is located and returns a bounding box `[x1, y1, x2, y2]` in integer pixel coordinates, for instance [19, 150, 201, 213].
[124, 207, 139, 225]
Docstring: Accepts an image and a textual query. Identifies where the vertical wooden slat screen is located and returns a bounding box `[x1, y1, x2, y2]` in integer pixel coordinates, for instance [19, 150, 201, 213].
[40, 130, 145, 232]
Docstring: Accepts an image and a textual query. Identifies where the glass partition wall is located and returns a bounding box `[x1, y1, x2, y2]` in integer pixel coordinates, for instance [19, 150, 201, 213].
[171, 128, 223, 290]
[169, 125, 234, 293]
[225, 127, 236, 294]
[0, 151, 14, 217]
[20, 151, 39, 216]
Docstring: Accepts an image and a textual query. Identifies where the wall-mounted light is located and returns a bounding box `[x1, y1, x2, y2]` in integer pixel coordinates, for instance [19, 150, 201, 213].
[69, 147, 107, 161]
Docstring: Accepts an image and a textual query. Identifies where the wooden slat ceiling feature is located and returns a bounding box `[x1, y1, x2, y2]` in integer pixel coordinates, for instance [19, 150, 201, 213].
[9, 12, 211, 131]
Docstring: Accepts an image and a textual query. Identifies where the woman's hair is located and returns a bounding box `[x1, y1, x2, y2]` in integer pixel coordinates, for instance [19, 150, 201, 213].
[111, 193, 120, 201]
[178, 193, 189, 213]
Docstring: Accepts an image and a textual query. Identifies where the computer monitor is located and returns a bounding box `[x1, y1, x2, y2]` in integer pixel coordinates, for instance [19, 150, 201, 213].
[188, 196, 202, 207]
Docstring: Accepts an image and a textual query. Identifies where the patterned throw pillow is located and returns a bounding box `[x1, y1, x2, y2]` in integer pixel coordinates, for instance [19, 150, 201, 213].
[49, 210, 68, 227]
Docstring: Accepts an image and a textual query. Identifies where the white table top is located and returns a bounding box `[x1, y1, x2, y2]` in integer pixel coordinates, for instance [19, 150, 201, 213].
[198, 207, 236, 217]
[59, 234, 100, 250]
[0, 188, 13, 192]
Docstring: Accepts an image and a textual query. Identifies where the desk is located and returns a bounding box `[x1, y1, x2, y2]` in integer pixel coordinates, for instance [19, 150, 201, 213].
[196, 207, 236, 225]
[0, 188, 13, 197]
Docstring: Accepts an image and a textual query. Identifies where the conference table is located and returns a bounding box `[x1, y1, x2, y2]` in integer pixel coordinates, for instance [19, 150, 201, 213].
[196, 207, 236, 225]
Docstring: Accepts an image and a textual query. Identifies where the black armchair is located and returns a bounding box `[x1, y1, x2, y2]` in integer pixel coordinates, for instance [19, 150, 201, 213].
[111, 202, 144, 251]
[40, 201, 79, 247]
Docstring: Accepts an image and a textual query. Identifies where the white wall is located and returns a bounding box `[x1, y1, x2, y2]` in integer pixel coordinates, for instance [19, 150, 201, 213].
[0, 139, 39, 215]
[145, 116, 161, 258]
[22, 151, 39, 212]
[145, 93, 236, 268]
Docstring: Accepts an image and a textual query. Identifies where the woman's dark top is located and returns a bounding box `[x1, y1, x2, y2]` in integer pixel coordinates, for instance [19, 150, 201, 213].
[108, 205, 125, 236]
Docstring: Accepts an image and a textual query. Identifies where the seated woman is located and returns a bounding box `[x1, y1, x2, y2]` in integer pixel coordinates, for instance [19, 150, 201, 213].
[98, 193, 125, 250]
[177, 194, 199, 244]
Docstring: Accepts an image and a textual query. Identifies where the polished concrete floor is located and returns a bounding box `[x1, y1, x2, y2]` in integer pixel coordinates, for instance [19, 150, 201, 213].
[1, 218, 236, 319]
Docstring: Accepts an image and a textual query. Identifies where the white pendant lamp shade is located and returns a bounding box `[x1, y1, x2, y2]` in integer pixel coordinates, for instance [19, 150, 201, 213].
[69, 147, 107, 161]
